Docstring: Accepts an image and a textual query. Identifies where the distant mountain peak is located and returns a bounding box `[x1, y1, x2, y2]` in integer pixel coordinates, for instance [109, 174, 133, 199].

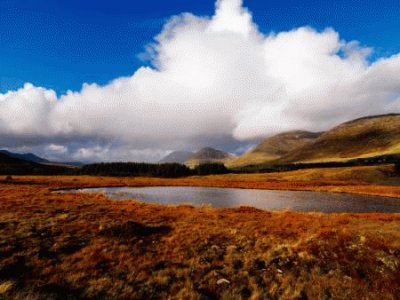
[0, 150, 49, 164]
[159, 151, 193, 164]
[191, 147, 231, 160]
[0, 149, 82, 167]
[185, 147, 236, 168]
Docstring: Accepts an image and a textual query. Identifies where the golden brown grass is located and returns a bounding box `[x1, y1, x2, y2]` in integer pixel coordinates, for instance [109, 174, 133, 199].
[228, 131, 320, 168]
[280, 114, 400, 164]
[230, 114, 400, 167]
[0, 166, 400, 299]
[227, 151, 279, 168]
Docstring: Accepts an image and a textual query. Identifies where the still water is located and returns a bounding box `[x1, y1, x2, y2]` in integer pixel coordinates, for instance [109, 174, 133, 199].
[72, 186, 400, 213]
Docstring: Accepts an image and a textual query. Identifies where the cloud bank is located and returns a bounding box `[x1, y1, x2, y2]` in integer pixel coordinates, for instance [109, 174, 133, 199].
[1, 0, 400, 162]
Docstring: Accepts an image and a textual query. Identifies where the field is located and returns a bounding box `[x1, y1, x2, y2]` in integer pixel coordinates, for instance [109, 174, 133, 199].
[1, 165, 400, 299]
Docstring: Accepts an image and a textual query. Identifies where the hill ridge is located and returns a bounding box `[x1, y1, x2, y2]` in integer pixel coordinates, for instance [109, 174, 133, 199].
[185, 147, 235, 168]
[231, 113, 400, 167]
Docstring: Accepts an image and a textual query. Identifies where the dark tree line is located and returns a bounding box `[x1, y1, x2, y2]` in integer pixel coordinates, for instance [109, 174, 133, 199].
[194, 163, 229, 175]
[0, 164, 72, 176]
[234, 154, 400, 174]
[395, 162, 400, 174]
[77, 162, 229, 178]
[78, 162, 192, 178]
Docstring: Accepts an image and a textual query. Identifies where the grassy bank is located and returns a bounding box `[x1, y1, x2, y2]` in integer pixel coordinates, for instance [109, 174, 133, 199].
[0, 167, 400, 299]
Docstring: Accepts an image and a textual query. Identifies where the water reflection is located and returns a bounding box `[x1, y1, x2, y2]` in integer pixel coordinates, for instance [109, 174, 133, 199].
[74, 186, 400, 213]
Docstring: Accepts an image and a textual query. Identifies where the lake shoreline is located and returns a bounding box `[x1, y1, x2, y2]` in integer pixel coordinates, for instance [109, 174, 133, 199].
[20, 164, 400, 199]
[67, 186, 400, 213]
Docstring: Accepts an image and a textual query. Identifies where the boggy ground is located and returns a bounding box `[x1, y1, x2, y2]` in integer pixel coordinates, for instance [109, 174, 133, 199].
[0, 166, 400, 299]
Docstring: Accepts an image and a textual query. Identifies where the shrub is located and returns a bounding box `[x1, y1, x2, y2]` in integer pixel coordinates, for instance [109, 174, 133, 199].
[395, 162, 400, 174]
[194, 163, 229, 175]
[77, 162, 192, 178]
[4, 175, 13, 182]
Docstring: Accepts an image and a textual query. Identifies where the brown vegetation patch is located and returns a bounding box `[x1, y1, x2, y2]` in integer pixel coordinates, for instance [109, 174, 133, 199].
[100, 220, 171, 238]
[0, 171, 399, 299]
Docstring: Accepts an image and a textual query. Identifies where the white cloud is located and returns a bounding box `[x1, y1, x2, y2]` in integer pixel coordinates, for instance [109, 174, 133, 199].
[0, 0, 399, 161]
[0, 83, 57, 137]
[210, 0, 255, 35]
[46, 144, 67, 154]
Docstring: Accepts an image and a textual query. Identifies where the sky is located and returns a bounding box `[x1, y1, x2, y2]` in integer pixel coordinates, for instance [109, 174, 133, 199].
[1, 0, 400, 162]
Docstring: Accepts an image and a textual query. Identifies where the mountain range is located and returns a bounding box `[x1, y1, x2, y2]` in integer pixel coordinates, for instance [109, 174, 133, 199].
[229, 113, 400, 167]
[160, 113, 400, 168]
[0, 150, 82, 167]
[159, 147, 236, 168]
[1, 113, 400, 174]
[0, 152, 71, 175]
[276, 114, 400, 164]
[0, 150, 50, 164]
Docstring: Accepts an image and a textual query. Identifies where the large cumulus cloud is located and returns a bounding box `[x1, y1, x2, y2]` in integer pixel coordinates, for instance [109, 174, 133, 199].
[1, 0, 399, 162]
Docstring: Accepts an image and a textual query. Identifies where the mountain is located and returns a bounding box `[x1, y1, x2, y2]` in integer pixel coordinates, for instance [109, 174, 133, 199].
[276, 114, 400, 164]
[159, 151, 194, 164]
[0, 152, 69, 175]
[0, 150, 49, 164]
[185, 147, 236, 168]
[0, 152, 37, 170]
[0, 150, 82, 167]
[228, 131, 321, 167]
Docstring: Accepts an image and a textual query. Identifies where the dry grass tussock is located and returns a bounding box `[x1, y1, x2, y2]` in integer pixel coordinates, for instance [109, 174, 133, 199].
[0, 167, 399, 299]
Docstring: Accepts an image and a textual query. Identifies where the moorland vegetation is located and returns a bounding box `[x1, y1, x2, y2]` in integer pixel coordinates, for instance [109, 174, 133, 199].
[0, 170, 399, 299]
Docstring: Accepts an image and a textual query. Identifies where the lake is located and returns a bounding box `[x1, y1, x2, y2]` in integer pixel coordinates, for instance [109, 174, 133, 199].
[71, 186, 400, 213]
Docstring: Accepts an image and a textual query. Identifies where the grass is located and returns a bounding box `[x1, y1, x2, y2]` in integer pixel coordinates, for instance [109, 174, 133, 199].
[229, 114, 400, 167]
[0, 166, 400, 299]
[228, 131, 320, 168]
[279, 114, 400, 164]
[227, 152, 279, 168]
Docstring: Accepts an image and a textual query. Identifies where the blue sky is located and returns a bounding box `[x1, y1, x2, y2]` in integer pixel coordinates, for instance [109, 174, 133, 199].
[1, 0, 399, 95]
[1, 0, 400, 162]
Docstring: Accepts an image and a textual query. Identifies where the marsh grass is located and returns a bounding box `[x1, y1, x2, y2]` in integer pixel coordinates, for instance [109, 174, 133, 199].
[0, 168, 399, 299]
